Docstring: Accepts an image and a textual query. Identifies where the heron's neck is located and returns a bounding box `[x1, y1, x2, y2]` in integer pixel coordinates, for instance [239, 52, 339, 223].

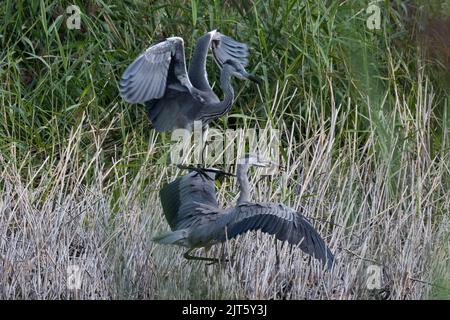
[188, 34, 210, 90]
[237, 164, 250, 205]
[201, 66, 234, 121]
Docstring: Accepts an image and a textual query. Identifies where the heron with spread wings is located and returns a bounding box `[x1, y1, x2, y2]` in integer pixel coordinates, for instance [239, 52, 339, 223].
[153, 155, 334, 270]
[119, 30, 259, 132]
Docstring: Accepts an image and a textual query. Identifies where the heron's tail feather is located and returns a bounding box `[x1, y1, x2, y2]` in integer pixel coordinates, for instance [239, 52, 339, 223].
[152, 229, 188, 246]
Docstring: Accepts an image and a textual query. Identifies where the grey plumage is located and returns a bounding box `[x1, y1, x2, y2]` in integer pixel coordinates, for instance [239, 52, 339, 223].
[153, 155, 334, 270]
[159, 170, 220, 231]
[119, 31, 259, 132]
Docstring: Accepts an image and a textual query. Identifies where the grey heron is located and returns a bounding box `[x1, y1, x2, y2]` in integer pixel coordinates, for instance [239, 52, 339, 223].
[153, 155, 334, 270]
[119, 30, 259, 132]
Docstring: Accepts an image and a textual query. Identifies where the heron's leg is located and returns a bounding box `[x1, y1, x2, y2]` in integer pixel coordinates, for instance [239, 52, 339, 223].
[183, 248, 220, 263]
[206, 257, 229, 266]
[201, 125, 209, 165]
[206, 245, 231, 266]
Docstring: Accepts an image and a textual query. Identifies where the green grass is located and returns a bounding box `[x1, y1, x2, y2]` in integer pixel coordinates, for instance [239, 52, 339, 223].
[0, 0, 449, 299]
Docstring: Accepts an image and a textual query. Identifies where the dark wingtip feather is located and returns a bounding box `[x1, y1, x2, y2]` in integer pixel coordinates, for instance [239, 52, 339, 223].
[222, 203, 335, 270]
[294, 214, 334, 270]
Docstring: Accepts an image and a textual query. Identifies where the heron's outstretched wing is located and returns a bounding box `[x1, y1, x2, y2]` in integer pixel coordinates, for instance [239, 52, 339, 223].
[120, 37, 194, 104]
[221, 203, 334, 269]
[159, 170, 223, 230]
[211, 32, 249, 68]
[188, 30, 250, 91]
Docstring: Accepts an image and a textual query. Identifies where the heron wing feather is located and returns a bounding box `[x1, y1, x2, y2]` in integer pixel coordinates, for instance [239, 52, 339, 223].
[120, 37, 193, 104]
[211, 32, 249, 68]
[159, 171, 223, 231]
[221, 203, 334, 269]
[189, 31, 250, 91]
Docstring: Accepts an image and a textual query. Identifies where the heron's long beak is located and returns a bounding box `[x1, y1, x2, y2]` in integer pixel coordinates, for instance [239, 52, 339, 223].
[255, 160, 286, 174]
[252, 159, 275, 168]
[247, 73, 262, 84]
[241, 69, 262, 85]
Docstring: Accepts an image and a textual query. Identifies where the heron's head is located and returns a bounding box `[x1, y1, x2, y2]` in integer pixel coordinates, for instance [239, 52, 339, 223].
[223, 60, 262, 84]
[236, 154, 284, 181]
[238, 153, 275, 168]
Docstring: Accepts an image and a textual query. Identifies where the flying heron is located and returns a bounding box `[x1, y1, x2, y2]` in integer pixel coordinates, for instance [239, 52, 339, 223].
[153, 154, 334, 270]
[119, 30, 259, 132]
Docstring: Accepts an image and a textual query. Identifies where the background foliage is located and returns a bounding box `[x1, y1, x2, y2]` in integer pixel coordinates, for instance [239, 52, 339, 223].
[0, 0, 448, 299]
